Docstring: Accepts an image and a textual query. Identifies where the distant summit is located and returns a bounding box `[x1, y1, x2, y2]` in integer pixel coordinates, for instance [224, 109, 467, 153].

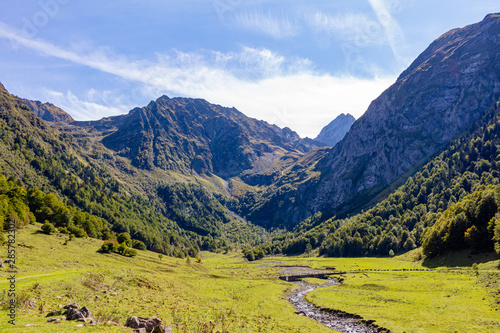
[314, 113, 355, 147]
[21, 99, 74, 123]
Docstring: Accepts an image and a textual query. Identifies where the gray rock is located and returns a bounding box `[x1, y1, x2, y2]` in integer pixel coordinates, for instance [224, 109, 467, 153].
[125, 316, 170, 333]
[314, 113, 355, 147]
[80, 306, 91, 319]
[63, 302, 79, 310]
[65, 308, 85, 321]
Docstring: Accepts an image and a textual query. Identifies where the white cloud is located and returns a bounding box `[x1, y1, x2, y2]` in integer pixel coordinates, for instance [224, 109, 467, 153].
[0, 21, 395, 137]
[231, 10, 299, 38]
[368, 0, 408, 65]
[44, 89, 126, 121]
[308, 11, 387, 47]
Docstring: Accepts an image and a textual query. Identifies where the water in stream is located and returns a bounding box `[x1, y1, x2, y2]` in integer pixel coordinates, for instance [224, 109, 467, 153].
[287, 279, 388, 333]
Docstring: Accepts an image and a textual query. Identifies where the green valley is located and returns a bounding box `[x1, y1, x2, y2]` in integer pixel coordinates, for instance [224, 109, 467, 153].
[0, 225, 498, 332]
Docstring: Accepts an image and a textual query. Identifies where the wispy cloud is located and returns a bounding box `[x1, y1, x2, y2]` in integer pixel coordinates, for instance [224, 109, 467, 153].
[44, 89, 126, 120]
[231, 10, 299, 39]
[368, 0, 407, 65]
[308, 11, 388, 46]
[0, 21, 395, 137]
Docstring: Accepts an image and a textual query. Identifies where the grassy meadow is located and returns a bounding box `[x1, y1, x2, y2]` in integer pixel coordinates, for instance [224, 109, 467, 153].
[0, 224, 498, 332]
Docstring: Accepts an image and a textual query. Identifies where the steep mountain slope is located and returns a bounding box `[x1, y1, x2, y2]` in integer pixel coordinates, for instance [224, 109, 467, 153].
[314, 113, 355, 147]
[256, 96, 500, 257]
[75, 96, 317, 178]
[21, 98, 74, 123]
[0, 82, 271, 256]
[242, 13, 500, 228]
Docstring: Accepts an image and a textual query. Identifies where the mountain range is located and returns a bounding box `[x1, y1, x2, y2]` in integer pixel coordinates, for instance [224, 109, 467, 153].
[1, 13, 500, 259]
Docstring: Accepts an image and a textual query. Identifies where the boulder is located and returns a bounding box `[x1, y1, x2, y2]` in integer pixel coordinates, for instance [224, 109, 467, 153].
[64, 305, 92, 321]
[80, 306, 91, 319]
[65, 308, 85, 321]
[63, 302, 79, 310]
[125, 316, 171, 333]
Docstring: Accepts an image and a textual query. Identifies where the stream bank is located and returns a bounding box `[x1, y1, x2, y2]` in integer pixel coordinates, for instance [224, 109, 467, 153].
[287, 278, 391, 333]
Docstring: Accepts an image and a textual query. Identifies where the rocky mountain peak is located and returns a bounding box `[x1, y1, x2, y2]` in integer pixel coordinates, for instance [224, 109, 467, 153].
[246, 13, 500, 227]
[74, 95, 318, 178]
[314, 113, 355, 147]
[21, 99, 74, 123]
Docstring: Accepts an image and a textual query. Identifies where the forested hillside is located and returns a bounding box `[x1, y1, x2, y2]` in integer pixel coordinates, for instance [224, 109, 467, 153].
[0, 83, 240, 257]
[252, 98, 500, 258]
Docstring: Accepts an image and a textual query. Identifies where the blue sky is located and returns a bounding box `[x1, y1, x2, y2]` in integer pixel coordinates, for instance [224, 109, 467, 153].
[0, 1, 499, 138]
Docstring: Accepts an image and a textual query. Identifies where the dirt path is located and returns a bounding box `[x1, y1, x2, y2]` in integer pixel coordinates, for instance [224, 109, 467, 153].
[287, 279, 389, 333]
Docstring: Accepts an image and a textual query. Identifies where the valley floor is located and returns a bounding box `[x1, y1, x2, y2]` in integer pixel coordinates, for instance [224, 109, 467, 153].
[0, 224, 498, 332]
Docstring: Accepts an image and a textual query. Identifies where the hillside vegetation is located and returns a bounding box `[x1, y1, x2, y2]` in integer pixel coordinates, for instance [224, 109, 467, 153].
[254, 100, 500, 259]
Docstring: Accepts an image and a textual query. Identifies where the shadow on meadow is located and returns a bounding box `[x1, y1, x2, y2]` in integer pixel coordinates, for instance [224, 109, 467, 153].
[422, 250, 500, 268]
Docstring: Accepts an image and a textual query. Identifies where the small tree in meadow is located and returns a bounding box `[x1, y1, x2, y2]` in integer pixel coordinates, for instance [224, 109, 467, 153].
[41, 221, 56, 235]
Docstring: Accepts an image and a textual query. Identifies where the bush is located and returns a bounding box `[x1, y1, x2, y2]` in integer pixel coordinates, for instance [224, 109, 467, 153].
[67, 225, 87, 238]
[100, 242, 117, 253]
[117, 243, 127, 255]
[117, 232, 132, 246]
[243, 250, 255, 261]
[132, 239, 147, 251]
[124, 248, 137, 257]
[41, 221, 56, 235]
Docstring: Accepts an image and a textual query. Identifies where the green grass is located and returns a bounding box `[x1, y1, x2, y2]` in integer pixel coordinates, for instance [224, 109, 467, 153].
[306, 255, 500, 333]
[0, 225, 498, 332]
[0, 224, 332, 332]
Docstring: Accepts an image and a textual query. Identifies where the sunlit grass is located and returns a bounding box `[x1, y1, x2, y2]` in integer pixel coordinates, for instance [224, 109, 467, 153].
[0, 225, 498, 332]
[307, 269, 500, 333]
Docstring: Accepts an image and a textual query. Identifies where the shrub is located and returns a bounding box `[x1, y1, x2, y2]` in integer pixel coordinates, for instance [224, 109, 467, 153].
[117, 243, 127, 255]
[124, 248, 137, 257]
[100, 242, 117, 253]
[67, 225, 87, 238]
[117, 232, 132, 246]
[132, 239, 147, 251]
[244, 250, 255, 261]
[41, 221, 56, 235]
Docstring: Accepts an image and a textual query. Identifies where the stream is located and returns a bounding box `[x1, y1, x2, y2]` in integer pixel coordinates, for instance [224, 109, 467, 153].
[284, 270, 390, 333]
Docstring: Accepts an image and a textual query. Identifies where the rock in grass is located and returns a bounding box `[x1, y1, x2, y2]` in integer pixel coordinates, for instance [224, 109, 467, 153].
[47, 317, 64, 323]
[62, 303, 92, 321]
[125, 316, 171, 333]
[80, 306, 91, 318]
[65, 308, 85, 321]
[63, 302, 79, 309]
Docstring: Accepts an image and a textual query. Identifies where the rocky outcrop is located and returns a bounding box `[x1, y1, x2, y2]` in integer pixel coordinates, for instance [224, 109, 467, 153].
[21, 99, 74, 123]
[314, 113, 355, 147]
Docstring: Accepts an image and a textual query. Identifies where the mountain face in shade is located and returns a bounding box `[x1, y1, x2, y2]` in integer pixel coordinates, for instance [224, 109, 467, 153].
[242, 13, 500, 227]
[21, 99, 74, 123]
[314, 113, 355, 147]
[74, 96, 318, 178]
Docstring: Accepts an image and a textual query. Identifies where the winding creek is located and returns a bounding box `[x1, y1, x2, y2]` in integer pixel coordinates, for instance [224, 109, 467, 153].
[282, 267, 390, 333]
